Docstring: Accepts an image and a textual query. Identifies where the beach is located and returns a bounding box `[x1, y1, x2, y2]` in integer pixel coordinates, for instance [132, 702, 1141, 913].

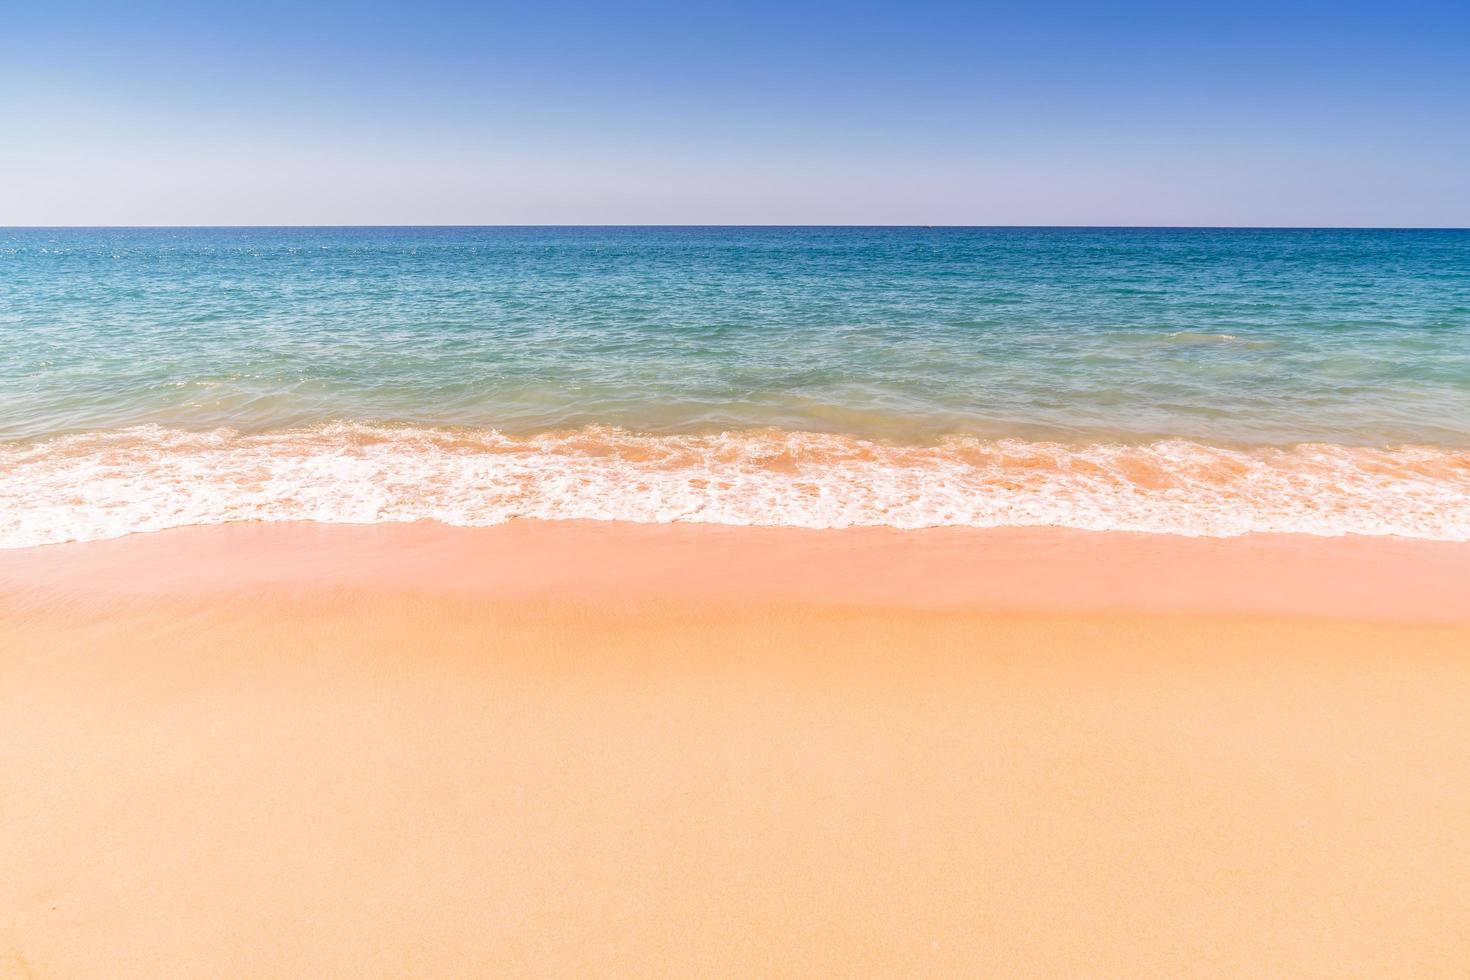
[5, 521, 1470, 978]
[5, 226, 1468, 975]
[7, 0, 1470, 971]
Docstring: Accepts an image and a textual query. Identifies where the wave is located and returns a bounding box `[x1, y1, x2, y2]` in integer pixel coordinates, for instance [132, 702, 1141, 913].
[2, 424, 1468, 548]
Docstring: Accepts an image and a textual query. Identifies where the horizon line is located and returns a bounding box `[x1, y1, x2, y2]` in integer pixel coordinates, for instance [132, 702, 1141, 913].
[4, 223, 1468, 232]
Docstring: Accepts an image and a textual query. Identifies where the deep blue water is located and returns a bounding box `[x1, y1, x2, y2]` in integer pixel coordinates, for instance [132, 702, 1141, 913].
[5, 226, 1468, 446]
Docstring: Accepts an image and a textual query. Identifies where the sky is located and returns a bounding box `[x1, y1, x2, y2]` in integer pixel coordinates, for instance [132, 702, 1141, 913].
[2, 1, 1467, 226]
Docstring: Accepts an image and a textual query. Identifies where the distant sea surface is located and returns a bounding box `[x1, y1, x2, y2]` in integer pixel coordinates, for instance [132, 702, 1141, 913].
[4, 226, 1469, 546]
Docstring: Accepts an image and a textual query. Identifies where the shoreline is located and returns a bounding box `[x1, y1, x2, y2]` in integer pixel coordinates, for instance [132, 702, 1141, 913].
[6, 520, 1470, 976]
[7, 424, 1470, 548]
[4, 518, 1470, 623]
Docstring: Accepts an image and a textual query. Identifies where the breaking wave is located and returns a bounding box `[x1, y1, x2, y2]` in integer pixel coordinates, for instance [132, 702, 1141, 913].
[3, 423, 1469, 548]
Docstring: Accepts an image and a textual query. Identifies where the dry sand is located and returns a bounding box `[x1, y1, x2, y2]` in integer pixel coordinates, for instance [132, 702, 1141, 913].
[3, 521, 1469, 978]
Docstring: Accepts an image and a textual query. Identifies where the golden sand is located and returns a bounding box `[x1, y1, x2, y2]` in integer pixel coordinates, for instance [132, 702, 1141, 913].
[3, 522, 1469, 977]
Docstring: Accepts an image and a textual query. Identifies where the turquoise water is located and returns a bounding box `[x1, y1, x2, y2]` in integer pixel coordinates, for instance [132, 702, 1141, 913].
[3, 227, 1469, 545]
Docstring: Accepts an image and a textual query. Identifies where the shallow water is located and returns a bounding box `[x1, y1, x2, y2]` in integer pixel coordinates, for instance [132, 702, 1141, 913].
[4, 227, 1469, 543]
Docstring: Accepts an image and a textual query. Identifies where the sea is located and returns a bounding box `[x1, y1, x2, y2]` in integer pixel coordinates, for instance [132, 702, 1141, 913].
[3, 226, 1468, 547]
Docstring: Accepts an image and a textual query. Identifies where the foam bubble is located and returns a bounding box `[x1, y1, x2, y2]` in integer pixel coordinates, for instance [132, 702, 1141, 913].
[2, 424, 1468, 548]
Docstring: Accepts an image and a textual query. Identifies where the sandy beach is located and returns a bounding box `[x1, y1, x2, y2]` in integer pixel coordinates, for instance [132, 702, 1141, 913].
[3, 521, 1469, 977]
[9, 0, 1468, 973]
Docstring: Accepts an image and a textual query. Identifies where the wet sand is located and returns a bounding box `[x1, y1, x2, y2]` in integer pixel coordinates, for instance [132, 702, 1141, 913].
[3, 521, 1469, 977]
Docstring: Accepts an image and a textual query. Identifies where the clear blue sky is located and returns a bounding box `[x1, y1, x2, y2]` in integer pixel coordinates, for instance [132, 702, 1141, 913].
[3, 1, 1467, 226]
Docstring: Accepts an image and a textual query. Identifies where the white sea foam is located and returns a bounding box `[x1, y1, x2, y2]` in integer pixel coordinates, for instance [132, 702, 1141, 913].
[2, 424, 1469, 548]
[1167, 331, 1239, 342]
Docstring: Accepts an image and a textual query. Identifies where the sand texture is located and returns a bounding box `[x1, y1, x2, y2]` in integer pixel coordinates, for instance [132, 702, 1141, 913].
[3, 522, 1469, 978]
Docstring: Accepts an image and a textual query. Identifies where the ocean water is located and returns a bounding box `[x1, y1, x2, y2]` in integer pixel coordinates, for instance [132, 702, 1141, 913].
[3, 226, 1469, 546]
